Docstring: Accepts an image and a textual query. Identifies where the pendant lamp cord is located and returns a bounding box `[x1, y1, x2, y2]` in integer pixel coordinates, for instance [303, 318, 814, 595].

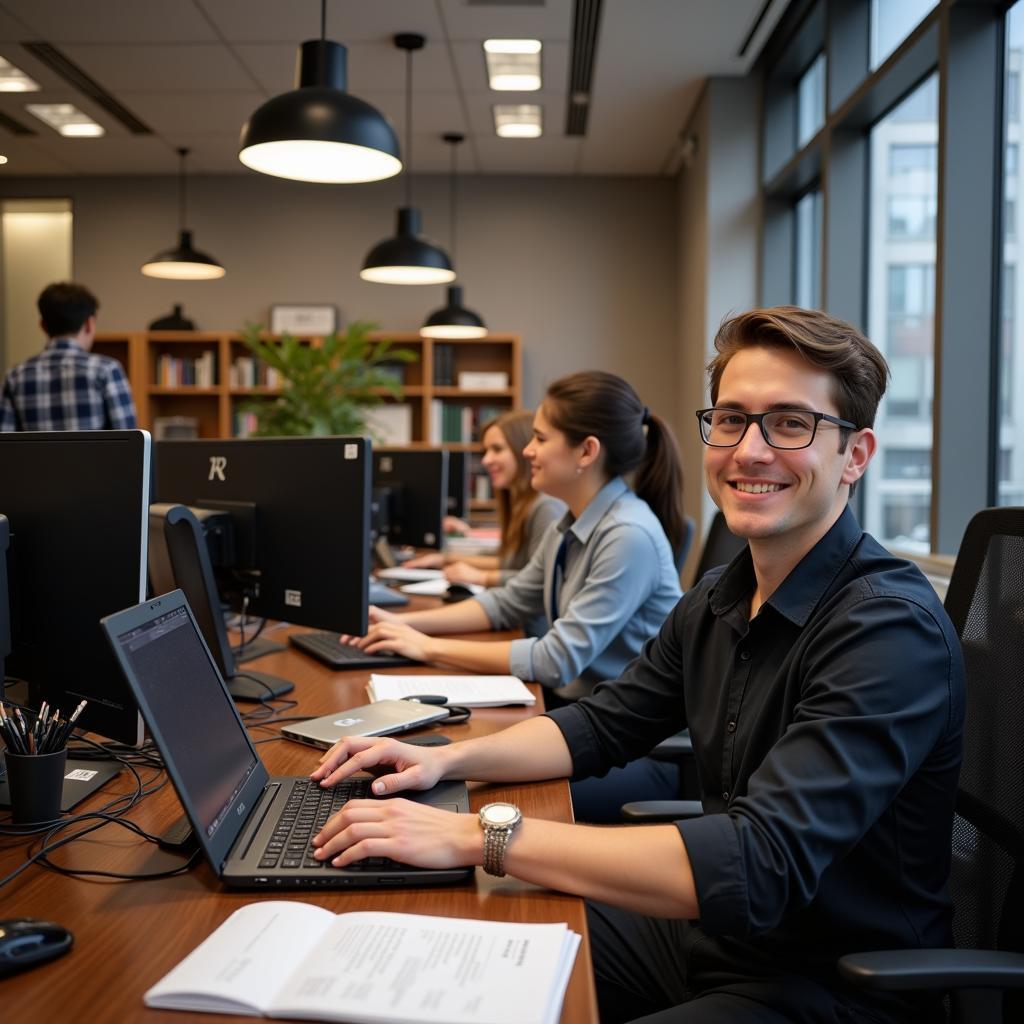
[449, 140, 458, 266]
[404, 46, 413, 208]
[177, 147, 188, 233]
[320, 0, 326, 41]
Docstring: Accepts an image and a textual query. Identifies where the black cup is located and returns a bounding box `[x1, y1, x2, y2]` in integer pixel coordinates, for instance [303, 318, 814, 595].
[5, 748, 67, 824]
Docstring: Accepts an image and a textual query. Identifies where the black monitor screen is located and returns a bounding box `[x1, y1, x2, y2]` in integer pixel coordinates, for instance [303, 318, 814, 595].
[0, 431, 149, 746]
[373, 449, 449, 549]
[153, 437, 371, 634]
[447, 450, 470, 520]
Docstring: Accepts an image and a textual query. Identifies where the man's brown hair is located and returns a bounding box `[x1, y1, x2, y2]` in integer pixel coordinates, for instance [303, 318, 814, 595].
[708, 306, 890, 449]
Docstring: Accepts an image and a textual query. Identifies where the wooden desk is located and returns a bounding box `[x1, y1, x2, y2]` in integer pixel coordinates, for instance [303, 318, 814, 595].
[0, 623, 597, 1023]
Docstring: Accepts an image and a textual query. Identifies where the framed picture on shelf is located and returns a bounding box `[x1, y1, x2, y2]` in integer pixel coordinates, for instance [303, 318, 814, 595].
[269, 304, 338, 335]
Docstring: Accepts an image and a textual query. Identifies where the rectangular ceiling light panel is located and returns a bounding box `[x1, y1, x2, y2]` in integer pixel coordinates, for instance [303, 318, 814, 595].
[484, 39, 542, 91]
[0, 55, 40, 92]
[493, 103, 543, 137]
[26, 102, 104, 137]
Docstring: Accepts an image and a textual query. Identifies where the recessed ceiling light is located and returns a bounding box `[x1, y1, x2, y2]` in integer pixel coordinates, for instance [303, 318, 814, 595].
[0, 56, 40, 92]
[25, 103, 104, 137]
[0, 155, 8, 165]
[484, 39, 541, 91]
[493, 104, 542, 138]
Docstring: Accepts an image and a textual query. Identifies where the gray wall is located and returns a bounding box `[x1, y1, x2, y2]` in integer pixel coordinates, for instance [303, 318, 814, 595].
[675, 77, 760, 581]
[0, 172, 678, 416]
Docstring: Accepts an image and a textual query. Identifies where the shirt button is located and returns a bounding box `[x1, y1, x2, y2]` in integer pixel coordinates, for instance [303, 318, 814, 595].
[722, 791, 730, 801]
[727, 720, 737, 733]
[739, 649, 752, 662]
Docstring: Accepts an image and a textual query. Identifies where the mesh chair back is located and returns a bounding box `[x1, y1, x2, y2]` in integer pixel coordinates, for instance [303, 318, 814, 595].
[942, 508, 1024, 962]
[691, 510, 747, 586]
[675, 516, 697, 575]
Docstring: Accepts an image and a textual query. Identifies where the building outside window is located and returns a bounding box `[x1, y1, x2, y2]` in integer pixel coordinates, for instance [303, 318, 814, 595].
[865, 75, 938, 552]
[1000, 3, 1024, 506]
[795, 188, 822, 308]
[870, 0, 937, 70]
[797, 53, 826, 148]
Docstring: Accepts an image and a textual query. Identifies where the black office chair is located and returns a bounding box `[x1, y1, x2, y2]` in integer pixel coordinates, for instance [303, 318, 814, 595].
[674, 515, 697, 575]
[837, 507, 1024, 1022]
[689, 509, 746, 587]
[628, 511, 748, 815]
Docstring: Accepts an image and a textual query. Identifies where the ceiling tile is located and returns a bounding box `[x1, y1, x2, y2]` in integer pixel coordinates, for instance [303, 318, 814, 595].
[0, 0, 218, 43]
[121, 91, 264, 136]
[62, 43, 255, 93]
[436, 0, 573, 42]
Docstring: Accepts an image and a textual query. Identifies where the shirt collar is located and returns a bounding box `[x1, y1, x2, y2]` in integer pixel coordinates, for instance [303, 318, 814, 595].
[709, 505, 863, 626]
[45, 337, 84, 352]
[556, 476, 630, 545]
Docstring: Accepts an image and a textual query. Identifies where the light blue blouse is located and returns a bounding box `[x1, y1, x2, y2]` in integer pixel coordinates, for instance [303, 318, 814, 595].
[475, 476, 682, 701]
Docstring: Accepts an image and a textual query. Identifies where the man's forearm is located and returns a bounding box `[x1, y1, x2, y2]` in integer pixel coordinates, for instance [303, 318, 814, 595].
[440, 715, 574, 782]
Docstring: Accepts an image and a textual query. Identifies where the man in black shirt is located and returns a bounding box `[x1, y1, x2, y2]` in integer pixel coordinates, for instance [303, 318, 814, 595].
[310, 306, 965, 1024]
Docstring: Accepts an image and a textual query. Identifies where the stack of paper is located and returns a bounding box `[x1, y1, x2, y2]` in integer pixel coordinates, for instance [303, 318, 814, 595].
[377, 567, 445, 583]
[368, 673, 536, 707]
[399, 578, 484, 597]
[145, 901, 580, 1024]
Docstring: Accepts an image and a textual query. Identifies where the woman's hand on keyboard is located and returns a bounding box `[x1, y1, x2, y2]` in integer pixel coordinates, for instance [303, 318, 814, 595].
[339, 620, 436, 662]
[311, 794, 480, 870]
[311, 735, 447, 794]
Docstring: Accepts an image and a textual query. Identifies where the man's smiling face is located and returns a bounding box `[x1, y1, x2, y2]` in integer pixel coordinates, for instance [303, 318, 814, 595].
[704, 344, 864, 552]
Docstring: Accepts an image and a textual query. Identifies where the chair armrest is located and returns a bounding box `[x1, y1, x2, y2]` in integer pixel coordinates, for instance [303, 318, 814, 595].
[649, 732, 693, 763]
[838, 949, 1024, 991]
[621, 800, 703, 822]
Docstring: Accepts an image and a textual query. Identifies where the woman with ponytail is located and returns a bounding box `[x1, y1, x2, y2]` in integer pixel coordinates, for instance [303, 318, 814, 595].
[343, 368, 684, 685]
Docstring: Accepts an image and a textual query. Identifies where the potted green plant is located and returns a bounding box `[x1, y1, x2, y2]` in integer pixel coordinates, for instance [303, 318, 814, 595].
[237, 320, 418, 437]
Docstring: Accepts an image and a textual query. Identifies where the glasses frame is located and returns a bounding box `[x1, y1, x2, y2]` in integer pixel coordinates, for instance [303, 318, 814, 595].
[695, 408, 859, 450]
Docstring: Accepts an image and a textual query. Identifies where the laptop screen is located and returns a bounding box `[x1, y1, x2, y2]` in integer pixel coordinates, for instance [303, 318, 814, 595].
[112, 604, 259, 840]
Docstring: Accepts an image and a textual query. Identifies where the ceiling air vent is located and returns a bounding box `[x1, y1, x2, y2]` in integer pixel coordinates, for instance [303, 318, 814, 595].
[565, 0, 603, 136]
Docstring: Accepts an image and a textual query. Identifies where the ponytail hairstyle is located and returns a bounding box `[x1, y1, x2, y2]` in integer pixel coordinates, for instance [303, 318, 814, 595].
[479, 410, 539, 563]
[542, 371, 685, 560]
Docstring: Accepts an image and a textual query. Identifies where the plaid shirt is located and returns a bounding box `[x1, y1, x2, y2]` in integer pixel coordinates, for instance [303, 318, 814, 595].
[0, 338, 137, 431]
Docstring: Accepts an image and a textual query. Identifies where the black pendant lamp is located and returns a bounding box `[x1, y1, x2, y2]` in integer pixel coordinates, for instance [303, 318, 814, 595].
[238, 0, 401, 184]
[141, 148, 225, 280]
[422, 134, 487, 338]
[360, 34, 454, 285]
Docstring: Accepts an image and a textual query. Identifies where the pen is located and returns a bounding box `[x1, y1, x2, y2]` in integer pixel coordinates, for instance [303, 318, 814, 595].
[41, 710, 61, 754]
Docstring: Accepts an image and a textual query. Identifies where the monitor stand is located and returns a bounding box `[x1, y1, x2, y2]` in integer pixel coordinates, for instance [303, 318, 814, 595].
[226, 669, 293, 701]
[159, 504, 295, 704]
[0, 748, 120, 813]
[232, 636, 286, 663]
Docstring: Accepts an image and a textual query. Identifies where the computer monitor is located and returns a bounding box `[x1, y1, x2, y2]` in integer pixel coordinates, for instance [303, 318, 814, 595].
[447, 450, 471, 520]
[153, 437, 372, 635]
[0, 430, 150, 747]
[373, 449, 449, 550]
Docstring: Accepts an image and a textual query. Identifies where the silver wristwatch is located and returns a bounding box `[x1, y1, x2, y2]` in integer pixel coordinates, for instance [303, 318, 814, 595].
[478, 801, 522, 877]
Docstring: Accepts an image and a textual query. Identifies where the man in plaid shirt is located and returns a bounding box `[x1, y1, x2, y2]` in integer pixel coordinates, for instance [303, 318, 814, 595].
[0, 281, 137, 431]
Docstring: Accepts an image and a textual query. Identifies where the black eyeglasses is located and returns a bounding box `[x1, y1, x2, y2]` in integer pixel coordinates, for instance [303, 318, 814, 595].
[696, 408, 858, 450]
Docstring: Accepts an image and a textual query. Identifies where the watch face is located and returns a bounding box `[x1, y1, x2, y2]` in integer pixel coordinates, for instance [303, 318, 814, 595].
[483, 803, 518, 825]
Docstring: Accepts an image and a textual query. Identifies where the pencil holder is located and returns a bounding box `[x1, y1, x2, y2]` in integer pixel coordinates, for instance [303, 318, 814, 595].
[5, 748, 67, 824]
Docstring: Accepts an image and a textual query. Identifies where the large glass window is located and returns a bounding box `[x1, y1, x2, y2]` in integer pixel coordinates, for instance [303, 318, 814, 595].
[794, 188, 822, 308]
[865, 76, 938, 551]
[1000, 3, 1024, 506]
[871, 0, 937, 70]
[797, 53, 826, 148]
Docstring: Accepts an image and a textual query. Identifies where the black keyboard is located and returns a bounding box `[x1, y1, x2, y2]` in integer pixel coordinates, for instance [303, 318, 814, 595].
[289, 631, 416, 670]
[258, 778, 406, 872]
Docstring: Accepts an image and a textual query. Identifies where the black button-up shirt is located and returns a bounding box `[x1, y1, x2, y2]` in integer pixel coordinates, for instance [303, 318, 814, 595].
[548, 507, 965, 1009]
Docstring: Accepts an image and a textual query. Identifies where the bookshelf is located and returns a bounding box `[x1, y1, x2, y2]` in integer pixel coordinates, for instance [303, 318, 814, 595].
[98, 333, 521, 497]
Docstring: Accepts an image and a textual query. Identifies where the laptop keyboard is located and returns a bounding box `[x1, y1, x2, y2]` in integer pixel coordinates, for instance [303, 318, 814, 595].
[258, 777, 407, 872]
[289, 631, 415, 669]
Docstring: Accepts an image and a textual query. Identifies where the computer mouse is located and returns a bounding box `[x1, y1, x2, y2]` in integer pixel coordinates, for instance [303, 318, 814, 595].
[443, 584, 475, 603]
[0, 918, 73, 976]
[401, 734, 452, 747]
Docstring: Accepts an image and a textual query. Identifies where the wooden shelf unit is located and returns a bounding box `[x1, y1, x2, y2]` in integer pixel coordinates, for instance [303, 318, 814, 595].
[96, 331, 522, 445]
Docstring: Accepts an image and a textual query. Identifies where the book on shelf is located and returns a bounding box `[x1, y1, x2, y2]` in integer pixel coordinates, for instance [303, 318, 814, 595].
[432, 342, 455, 385]
[144, 900, 580, 1024]
[429, 401, 507, 444]
[368, 673, 536, 707]
[230, 355, 281, 388]
[458, 370, 508, 390]
[233, 410, 261, 438]
[156, 349, 217, 387]
[363, 403, 413, 445]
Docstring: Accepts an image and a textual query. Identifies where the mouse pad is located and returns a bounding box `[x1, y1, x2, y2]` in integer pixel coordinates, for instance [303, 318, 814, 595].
[0, 754, 121, 812]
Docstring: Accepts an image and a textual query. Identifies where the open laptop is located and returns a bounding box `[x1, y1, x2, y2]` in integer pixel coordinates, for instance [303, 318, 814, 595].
[101, 590, 472, 889]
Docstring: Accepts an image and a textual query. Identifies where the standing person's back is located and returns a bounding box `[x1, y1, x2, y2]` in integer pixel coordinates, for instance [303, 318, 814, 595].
[0, 281, 137, 431]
